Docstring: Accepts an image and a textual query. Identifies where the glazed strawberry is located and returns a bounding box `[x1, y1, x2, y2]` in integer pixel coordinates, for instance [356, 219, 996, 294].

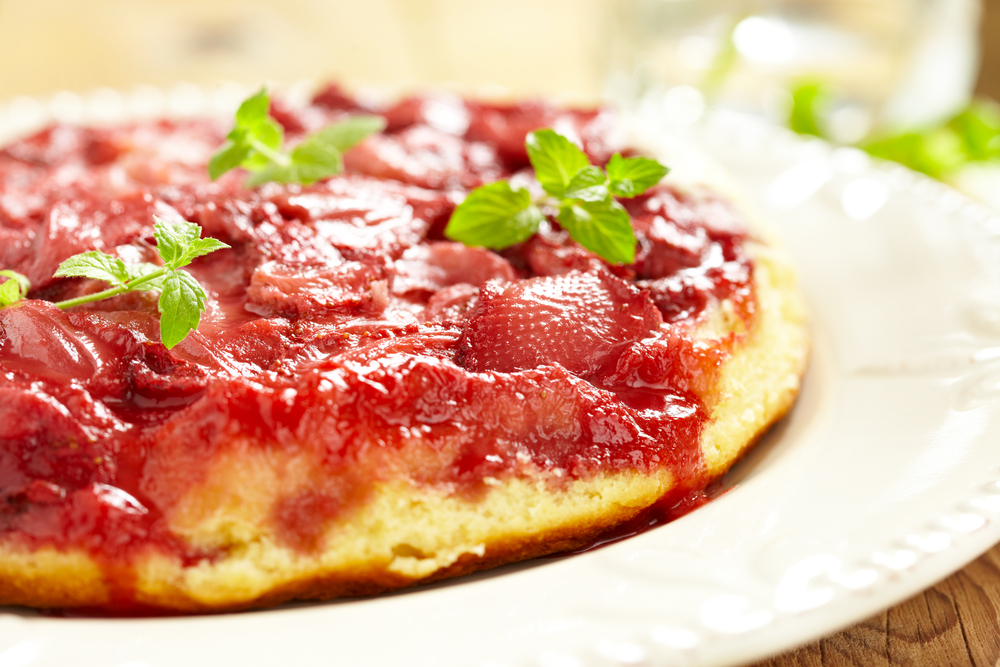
[460, 269, 662, 375]
[344, 125, 503, 191]
[393, 241, 518, 297]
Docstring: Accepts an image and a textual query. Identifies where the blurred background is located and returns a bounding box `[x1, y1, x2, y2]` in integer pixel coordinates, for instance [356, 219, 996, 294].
[0, 0, 991, 105]
[0, 0, 996, 202]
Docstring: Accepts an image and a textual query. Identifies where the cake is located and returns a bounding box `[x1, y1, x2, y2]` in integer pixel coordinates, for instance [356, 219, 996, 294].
[0, 84, 808, 612]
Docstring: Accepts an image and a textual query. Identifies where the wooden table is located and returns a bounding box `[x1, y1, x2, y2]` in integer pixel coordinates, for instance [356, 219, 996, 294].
[750, 543, 1000, 666]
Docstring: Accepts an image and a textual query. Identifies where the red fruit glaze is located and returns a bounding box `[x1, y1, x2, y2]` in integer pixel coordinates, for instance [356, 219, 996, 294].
[0, 89, 756, 598]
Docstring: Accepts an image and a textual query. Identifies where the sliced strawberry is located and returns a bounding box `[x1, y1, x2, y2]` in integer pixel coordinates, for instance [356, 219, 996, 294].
[0, 300, 101, 382]
[631, 211, 710, 280]
[311, 83, 372, 114]
[465, 101, 616, 169]
[394, 242, 517, 296]
[269, 175, 453, 258]
[523, 229, 606, 277]
[246, 258, 391, 318]
[460, 269, 662, 375]
[422, 283, 479, 323]
[623, 185, 750, 279]
[344, 125, 502, 191]
[383, 95, 471, 135]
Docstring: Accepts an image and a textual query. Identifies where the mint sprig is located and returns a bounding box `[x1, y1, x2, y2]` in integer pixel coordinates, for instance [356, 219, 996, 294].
[50, 217, 230, 349]
[0, 270, 30, 307]
[445, 129, 669, 265]
[210, 88, 386, 187]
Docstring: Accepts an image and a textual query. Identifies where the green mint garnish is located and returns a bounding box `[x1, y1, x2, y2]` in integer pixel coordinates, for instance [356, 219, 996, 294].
[526, 129, 592, 198]
[788, 81, 831, 139]
[950, 102, 1000, 161]
[52, 251, 132, 286]
[210, 88, 385, 187]
[49, 217, 230, 349]
[606, 153, 671, 199]
[153, 217, 229, 267]
[788, 81, 1000, 182]
[445, 129, 669, 265]
[156, 270, 208, 351]
[444, 181, 544, 250]
[557, 198, 635, 265]
[564, 165, 611, 202]
[0, 270, 30, 307]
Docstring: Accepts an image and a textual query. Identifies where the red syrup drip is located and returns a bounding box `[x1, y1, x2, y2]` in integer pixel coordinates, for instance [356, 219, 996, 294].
[551, 479, 734, 557]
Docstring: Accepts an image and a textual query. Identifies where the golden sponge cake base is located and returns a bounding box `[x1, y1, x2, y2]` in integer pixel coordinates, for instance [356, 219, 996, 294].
[700, 238, 809, 478]
[0, 471, 672, 611]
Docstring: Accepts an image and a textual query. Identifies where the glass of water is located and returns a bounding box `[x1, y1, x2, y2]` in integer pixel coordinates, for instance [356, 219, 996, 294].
[606, 0, 981, 140]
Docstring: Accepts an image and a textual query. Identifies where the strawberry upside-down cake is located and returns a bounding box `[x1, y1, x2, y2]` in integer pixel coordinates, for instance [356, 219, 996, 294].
[0, 84, 808, 612]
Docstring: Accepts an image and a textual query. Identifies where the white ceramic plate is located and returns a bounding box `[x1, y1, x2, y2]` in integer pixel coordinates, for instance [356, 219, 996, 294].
[2, 90, 1000, 667]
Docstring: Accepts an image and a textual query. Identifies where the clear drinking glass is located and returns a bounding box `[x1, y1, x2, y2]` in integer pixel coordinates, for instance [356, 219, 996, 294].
[607, 0, 981, 139]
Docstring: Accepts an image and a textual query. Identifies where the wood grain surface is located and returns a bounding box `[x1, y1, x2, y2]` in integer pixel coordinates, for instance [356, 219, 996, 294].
[978, 0, 1000, 101]
[750, 542, 1000, 667]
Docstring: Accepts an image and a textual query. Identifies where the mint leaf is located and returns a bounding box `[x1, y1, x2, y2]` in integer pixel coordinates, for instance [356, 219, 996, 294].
[607, 153, 669, 197]
[240, 117, 285, 172]
[0, 270, 30, 299]
[445, 181, 544, 249]
[0, 276, 22, 307]
[862, 130, 965, 180]
[526, 129, 590, 197]
[153, 219, 203, 269]
[153, 218, 229, 270]
[949, 101, 1000, 161]
[231, 89, 283, 156]
[312, 115, 387, 153]
[789, 81, 831, 138]
[564, 165, 609, 202]
[53, 251, 130, 286]
[787, 79, 1000, 182]
[157, 270, 207, 349]
[208, 141, 251, 180]
[444, 128, 666, 265]
[855, 100, 1000, 180]
[289, 137, 344, 181]
[558, 198, 636, 265]
[245, 164, 309, 188]
[185, 237, 231, 262]
[234, 88, 270, 127]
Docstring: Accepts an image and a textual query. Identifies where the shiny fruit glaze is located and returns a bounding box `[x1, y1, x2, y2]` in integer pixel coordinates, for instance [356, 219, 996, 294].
[0, 85, 755, 586]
